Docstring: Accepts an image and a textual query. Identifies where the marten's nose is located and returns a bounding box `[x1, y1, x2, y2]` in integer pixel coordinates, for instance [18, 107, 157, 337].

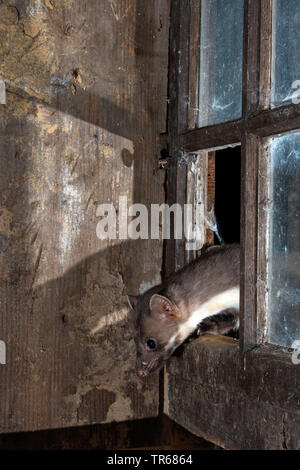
[137, 368, 148, 377]
[136, 360, 150, 378]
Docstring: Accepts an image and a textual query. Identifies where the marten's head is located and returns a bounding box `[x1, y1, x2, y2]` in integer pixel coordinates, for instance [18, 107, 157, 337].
[128, 293, 182, 377]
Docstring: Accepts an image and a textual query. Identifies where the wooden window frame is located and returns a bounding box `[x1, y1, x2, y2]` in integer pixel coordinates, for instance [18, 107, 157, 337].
[165, 0, 300, 449]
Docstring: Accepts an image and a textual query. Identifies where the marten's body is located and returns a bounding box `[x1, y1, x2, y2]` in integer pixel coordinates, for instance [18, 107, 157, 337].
[128, 244, 240, 377]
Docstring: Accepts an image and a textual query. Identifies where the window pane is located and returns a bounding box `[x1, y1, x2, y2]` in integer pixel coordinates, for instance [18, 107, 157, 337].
[267, 132, 300, 347]
[272, 0, 300, 108]
[197, 0, 244, 128]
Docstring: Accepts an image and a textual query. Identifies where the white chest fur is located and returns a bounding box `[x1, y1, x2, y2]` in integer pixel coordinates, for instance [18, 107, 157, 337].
[177, 286, 240, 341]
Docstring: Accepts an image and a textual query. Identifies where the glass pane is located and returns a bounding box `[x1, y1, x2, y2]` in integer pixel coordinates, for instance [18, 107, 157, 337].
[197, 0, 244, 128]
[272, 0, 300, 108]
[267, 132, 300, 347]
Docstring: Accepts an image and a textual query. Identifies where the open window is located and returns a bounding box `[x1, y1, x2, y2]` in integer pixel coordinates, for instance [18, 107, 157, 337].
[164, 0, 300, 449]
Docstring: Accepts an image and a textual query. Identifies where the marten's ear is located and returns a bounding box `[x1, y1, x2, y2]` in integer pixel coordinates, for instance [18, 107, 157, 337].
[149, 294, 180, 321]
[127, 295, 139, 310]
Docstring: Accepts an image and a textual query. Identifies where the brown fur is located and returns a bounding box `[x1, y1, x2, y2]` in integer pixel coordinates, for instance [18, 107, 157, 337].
[129, 244, 240, 377]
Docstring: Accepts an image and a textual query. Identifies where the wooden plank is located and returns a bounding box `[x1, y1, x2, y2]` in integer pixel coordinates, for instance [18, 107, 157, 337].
[164, 159, 187, 275]
[0, 0, 169, 433]
[0, 415, 218, 450]
[185, 155, 198, 264]
[246, 104, 300, 136]
[240, 134, 259, 352]
[187, 0, 201, 130]
[259, 0, 273, 110]
[0, 418, 162, 450]
[242, 0, 261, 116]
[256, 138, 271, 344]
[166, 335, 300, 450]
[178, 120, 242, 152]
[206, 151, 216, 246]
[179, 104, 300, 154]
[185, 153, 208, 263]
[165, 0, 191, 275]
[168, 0, 191, 137]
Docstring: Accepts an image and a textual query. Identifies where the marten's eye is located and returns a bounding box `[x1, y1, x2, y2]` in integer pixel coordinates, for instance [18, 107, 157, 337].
[146, 339, 156, 350]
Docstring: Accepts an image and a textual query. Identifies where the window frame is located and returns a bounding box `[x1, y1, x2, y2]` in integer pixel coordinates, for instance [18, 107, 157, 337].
[164, 0, 300, 447]
[166, 0, 300, 351]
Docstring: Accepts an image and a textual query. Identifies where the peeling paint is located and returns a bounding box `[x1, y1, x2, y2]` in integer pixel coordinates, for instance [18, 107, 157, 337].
[0, 208, 14, 235]
[58, 165, 84, 267]
[31, 104, 58, 134]
[105, 395, 133, 423]
[101, 144, 116, 160]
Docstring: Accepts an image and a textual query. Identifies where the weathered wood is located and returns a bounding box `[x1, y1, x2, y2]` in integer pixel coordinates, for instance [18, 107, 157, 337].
[185, 153, 208, 263]
[165, 160, 187, 275]
[246, 104, 300, 136]
[179, 102, 300, 154]
[168, 0, 191, 137]
[0, 0, 169, 433]
[240, 134, 259, 352]
[0, 415, 218, 450]
[242, 0, 261, 117]
[178, 120, 242, 153]
[206, 151, 215, 246]
[187, 0, 201, 130]
[259, 0, 272, 110]
[166, 335, 300, 450]
[256, 138, 271, 344]
[165, 0, 191, 275]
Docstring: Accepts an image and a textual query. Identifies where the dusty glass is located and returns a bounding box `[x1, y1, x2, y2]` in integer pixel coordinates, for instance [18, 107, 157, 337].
[267, 132, 300, 347]
[271, 0, 300, 108]
[197, 0, 244, 128]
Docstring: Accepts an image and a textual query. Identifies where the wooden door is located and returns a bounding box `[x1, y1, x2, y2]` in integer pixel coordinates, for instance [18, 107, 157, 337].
[0, 0, 169, 434]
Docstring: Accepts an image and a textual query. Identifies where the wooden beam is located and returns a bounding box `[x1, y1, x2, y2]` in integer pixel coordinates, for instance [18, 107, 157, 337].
[178, 120, 242, 152]
[247, 104, 300, 136]
[165, 0, 191, 275]
[259, 0, 273, 110]
[187, 0, 201, 130]
[166, 335, 300, 450]
[243, 0, 262, 117]
[240, 134, 259, 352]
